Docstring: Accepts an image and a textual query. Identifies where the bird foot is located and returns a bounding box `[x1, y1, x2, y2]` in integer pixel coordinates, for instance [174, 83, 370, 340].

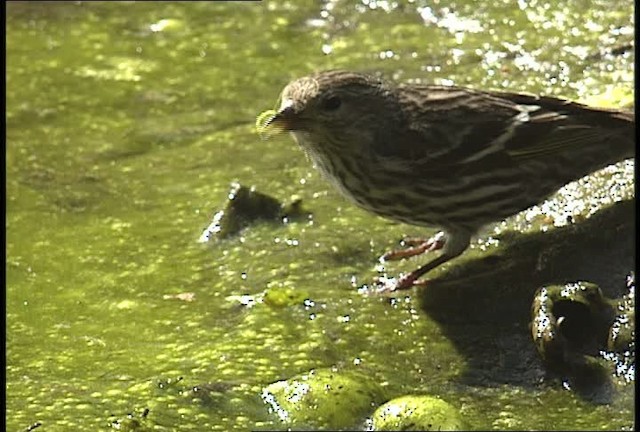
[371, 272, 430, 294]
[380, 232, 446, 262]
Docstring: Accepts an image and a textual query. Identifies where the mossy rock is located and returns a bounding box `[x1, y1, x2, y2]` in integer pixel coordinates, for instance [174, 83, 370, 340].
[262, 367, 388, 429]
[371, 395, 466, 431]
[263, 286, 310, 307]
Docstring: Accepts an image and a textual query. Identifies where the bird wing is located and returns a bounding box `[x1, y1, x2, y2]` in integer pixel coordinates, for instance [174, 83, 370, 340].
[486, 91, 634, 161]
[387, 85, 633, 169]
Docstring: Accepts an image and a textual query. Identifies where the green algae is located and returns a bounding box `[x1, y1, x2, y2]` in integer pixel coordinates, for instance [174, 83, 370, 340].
[6, 1, 634, 431]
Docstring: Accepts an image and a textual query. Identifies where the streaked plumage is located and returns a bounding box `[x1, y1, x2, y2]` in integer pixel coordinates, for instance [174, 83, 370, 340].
[265, 70, 635, 291]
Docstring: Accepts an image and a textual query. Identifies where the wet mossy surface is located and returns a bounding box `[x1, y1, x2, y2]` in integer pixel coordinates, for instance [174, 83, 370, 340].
[6, 1, 634, 430]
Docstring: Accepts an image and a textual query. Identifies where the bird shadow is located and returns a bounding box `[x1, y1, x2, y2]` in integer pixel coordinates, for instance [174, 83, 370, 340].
[418, 199, 635, 404]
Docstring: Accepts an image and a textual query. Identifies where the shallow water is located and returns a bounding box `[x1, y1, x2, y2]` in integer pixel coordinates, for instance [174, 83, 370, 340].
[6, 1, 634, 430]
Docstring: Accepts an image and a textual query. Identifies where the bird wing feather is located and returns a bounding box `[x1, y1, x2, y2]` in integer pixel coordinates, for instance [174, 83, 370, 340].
[386, 85, 633, 168]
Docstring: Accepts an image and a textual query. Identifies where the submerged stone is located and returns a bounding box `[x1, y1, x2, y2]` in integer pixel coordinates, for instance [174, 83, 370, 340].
[199, 182, 309, 241]
[261, 367, 388, 429]
[370, 394, 466, 431]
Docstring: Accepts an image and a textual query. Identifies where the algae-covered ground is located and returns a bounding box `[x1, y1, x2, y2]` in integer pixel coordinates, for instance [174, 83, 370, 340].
[6, 1, 634, 431]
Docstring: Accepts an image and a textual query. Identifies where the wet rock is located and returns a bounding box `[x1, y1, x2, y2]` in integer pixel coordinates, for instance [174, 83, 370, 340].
[530, 278, 635, 402]
[531, 281, 615, 370]
[605, 274, 635, 383]
[416, 197, 633, 397]
[261, 367, 388, 429]
[370, 395, 466, 431]
[199, 182, 309, 241]
[607, 274, 635, 355]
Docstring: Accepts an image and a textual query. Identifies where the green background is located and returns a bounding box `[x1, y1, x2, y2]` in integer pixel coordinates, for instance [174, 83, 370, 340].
[6, 1, 634, 430]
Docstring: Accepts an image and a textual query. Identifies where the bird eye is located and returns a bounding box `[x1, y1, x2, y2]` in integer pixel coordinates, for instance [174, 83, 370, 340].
[321, 95, 342, 111]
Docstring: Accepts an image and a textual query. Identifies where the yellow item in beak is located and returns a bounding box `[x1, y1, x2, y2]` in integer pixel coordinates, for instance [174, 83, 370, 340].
[256, 109, 283, 139]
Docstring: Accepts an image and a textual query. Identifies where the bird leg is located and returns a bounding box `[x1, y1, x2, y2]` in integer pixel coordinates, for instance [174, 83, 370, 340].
[380, 231, 446, 262]
[396, 253, 454, 287]
[375, 253, 452, 292]
[373, 230, 471, 293]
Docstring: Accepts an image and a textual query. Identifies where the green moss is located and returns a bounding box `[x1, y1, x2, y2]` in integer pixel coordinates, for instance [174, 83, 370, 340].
[262, 367, 388, 429]
[263, 286, 310, 307]
[372, 395, 466, 431]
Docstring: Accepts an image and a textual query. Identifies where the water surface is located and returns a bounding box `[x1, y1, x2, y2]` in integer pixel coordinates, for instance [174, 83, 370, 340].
[6, 1, 634, 430]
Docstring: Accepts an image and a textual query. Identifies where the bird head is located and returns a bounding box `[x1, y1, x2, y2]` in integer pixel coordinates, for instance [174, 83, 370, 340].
[259, 70, 394, 147]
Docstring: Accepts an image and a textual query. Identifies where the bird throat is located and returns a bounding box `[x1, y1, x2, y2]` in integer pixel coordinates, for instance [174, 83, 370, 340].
[290, 130, 363, 203]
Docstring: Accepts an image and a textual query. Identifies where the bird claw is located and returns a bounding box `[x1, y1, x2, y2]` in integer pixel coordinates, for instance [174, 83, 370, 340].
[369, 273, 430, 295]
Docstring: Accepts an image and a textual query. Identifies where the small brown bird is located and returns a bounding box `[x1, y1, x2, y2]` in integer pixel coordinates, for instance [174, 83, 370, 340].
[262, 70, 634, 291]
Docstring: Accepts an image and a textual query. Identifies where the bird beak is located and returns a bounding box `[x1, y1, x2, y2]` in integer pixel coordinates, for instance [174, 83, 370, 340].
[263, 99, 298, 134]
[256, 98, 304, 140]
